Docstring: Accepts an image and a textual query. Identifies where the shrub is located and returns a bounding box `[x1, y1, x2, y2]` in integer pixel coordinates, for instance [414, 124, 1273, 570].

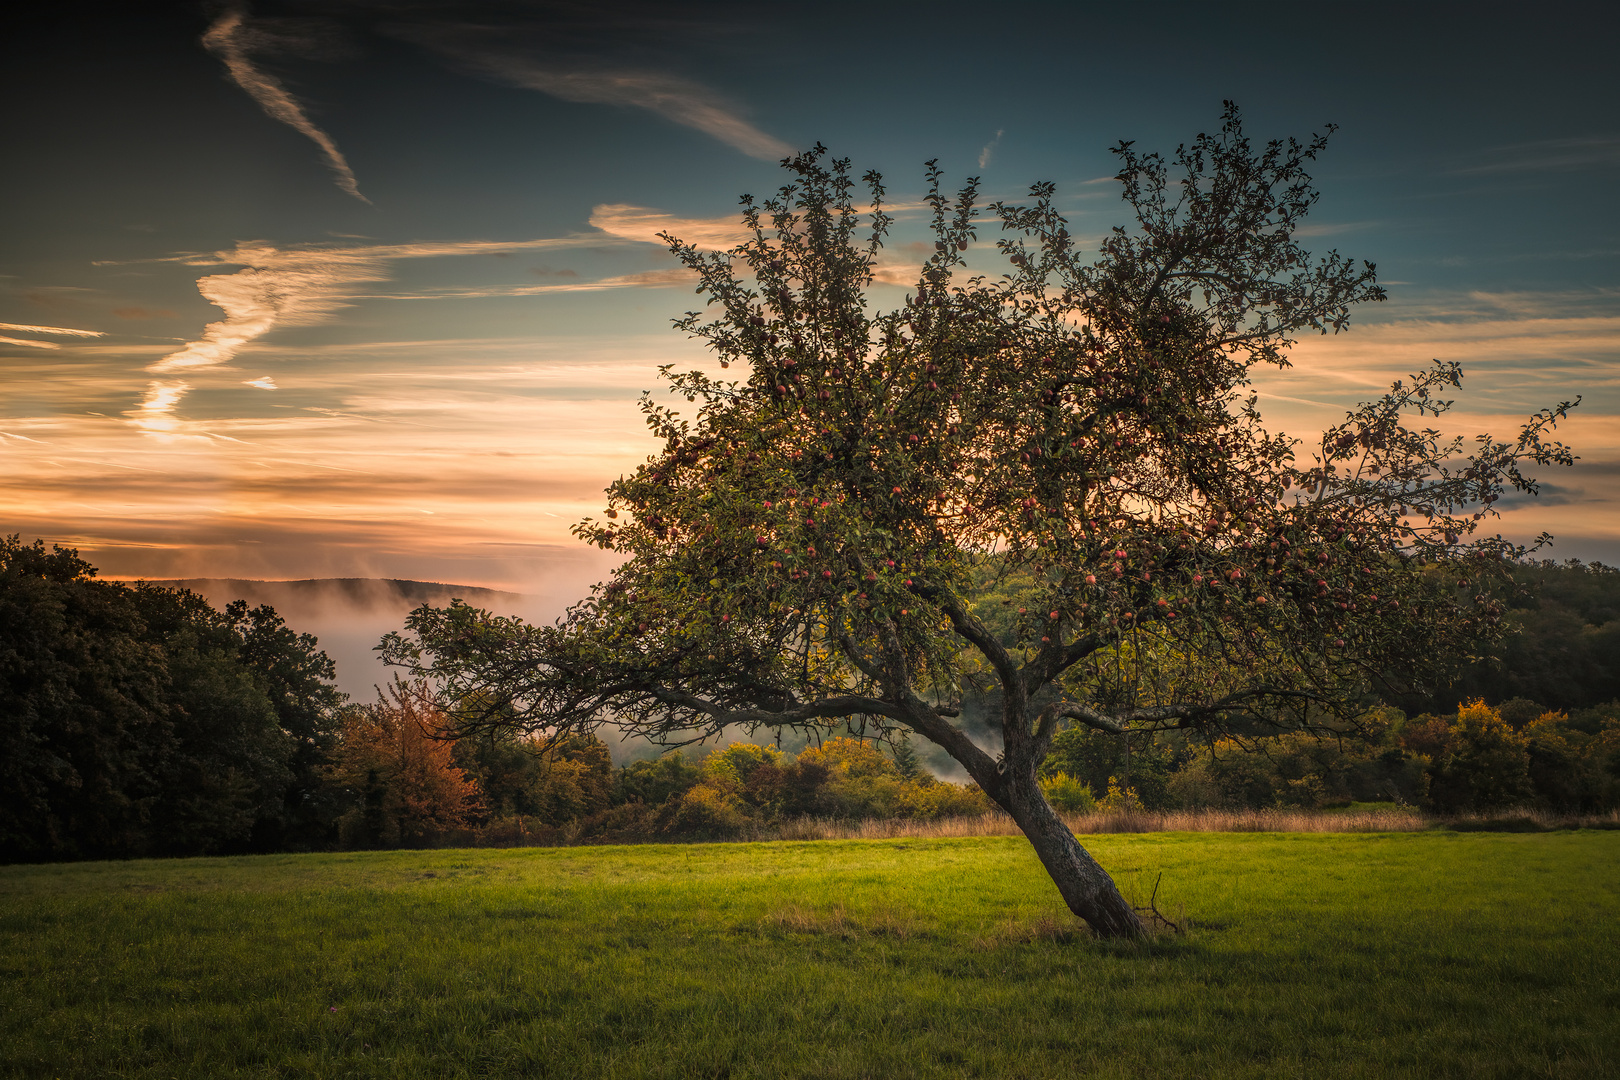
[1040, 772, 1097, 813]
[667, 779, 750, 836]
[1428, 700, 1534, 811]
[703, 742, 788, 784]
[1042, 725, 1178, 809]
[899, 778, 994, 819]
[1523, 708, 1620, 811]
[1164, 726, 1428, 810]
[613, 753, 702, 807]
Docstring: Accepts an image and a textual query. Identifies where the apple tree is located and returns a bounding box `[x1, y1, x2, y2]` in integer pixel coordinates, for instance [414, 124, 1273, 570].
[382, 106, 1576, 937]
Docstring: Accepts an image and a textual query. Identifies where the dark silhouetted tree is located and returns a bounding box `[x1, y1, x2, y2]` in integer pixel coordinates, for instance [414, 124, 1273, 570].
[0, 536, 345, 861]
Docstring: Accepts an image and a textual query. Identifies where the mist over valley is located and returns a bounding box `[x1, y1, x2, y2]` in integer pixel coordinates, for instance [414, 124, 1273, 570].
[151, 577, 553, 700]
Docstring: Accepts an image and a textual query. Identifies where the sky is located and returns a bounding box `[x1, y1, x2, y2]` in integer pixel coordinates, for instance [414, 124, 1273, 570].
[4, 0, 1619, 601]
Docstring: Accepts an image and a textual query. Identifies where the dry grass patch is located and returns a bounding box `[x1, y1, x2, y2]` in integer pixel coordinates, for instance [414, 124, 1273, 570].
[760, 806, 1620, 841]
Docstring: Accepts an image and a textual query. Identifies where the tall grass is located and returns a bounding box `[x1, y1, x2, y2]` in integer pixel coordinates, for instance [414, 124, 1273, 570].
[457, 806, 1620, 846]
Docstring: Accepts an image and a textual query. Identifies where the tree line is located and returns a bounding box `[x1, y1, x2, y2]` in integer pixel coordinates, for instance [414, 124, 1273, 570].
[3, 535, 1616, 863]
[0, 536, 990, 860]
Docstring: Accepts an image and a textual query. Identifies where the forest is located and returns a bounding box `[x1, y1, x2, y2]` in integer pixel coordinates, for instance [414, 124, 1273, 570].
[3, 534, 1617, 862]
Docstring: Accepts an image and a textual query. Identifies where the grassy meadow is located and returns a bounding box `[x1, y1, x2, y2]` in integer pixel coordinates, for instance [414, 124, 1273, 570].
[2, 830, 1617, 1079]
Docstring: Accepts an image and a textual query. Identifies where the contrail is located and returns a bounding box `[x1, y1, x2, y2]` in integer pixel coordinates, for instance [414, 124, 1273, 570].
[201, 6, 369, 203]
[486, 62, 794, 162]
[409, 32, 793, 162]
[0, 322, 107, 337]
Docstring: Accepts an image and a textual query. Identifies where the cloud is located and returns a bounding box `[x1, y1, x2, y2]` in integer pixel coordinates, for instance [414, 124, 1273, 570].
[0, 336, 61, 350]
[201, 6, 369, 203]
[149, 244, 390, 376]
[1294, 221, 1379, 238]
[0, 321, 107, 337]
[137, 229, 654, 431]
[414, 34, 791, 161]
[2, 344, 659, 591]
[1251, 307, 1620, 463]
[978, 129, 1003, 170]
[362, 267, 695, 300]
[129, 381, 192, 433]
[869, 264, 923, 287]
[21, 287, 96, 312]
[1459, 136, 1620, 175]
[588, 203, 752, 248]
[245, 377, 278, 389]
[588, 202, 926, 282]
[151, 232, 647, 375]
[147, 234, 612, 379]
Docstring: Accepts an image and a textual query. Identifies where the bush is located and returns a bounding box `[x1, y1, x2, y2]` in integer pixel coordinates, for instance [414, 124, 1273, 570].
[613, 753, 703, 807]
[667, 780, 750, 836]
[651, 738, 992, 834]
[1042, 726, 1178, 809]
[1040, 772, 1097, 813]
[1166, 725, 1429, 810]
[1428, 700, 1534, 812]
[1523, 707, 1620, 811]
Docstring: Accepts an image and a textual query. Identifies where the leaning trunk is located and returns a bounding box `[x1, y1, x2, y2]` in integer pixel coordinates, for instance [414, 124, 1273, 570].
[1002, 775, 1145, 939]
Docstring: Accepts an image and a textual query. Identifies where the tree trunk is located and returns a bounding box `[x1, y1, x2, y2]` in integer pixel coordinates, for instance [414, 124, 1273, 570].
[1002, 775, 1146, 939]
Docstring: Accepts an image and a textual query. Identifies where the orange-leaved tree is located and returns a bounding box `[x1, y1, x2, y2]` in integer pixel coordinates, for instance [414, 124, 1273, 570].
[332, 682, 480, 847]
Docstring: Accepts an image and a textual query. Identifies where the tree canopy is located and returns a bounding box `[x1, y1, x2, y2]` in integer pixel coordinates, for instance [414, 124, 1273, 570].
[0, 535, 346, 860]
[383, 106, 1576, 936]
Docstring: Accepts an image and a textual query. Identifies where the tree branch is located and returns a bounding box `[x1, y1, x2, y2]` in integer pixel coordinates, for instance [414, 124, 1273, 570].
[1049, 686, 1333, 738]
[648, 686, 907, 729]
[929, 588, 1022, 697]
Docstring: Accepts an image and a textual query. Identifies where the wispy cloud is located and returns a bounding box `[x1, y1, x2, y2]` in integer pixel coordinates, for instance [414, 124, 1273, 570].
[202, 6, 368, 202]
[410, 32, 791, 161]
[0, 336, 61, 350]
[149, 244, 390, 376]
[139, 229, 652, 431]
[245, 377, 278, 389]
[338, 236, 614, 260]
[978, 129, 1003, 170]
[870, 264, 924, 287]
[587, 201, 929, 281]
[1294, 221, 1379, 238]
[588, 204, 751, 248]
[361, 268, 695, 300]
[0, 322, 107, 337]
[148, 234, 621, 379]
[1458, 136, 1620, 175]
[129, 381, 192, 433]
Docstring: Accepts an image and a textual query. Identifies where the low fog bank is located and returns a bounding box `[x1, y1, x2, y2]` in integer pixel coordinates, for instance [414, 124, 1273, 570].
[154, 578, 555, 703]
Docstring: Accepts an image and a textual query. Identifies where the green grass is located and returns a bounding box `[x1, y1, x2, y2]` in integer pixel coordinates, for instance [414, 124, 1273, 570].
[2, 832, 1617, 1079]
